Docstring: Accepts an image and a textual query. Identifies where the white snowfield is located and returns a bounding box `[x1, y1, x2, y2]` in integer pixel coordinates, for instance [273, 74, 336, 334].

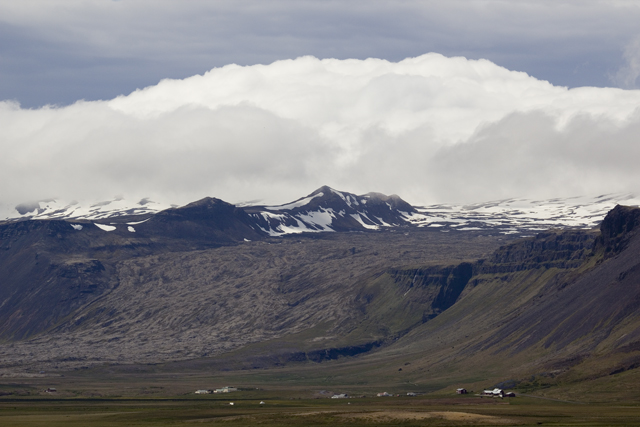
[1, 197, 173, 222]
[2, 192, 638, 236]
[257, 208, 336, 236]
[406, 194, 640, 233]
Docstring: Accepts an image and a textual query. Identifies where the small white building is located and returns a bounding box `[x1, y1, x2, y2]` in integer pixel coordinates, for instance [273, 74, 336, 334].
[214, 386, 238, 393]
[331, 393, 348, 399]
[482, 388, 504, 397]
[195, 389, 212, 394]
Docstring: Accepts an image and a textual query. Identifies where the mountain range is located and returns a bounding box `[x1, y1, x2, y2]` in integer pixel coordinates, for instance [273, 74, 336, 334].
[4, 186, 639, 235]
[1, 186, 640, 400]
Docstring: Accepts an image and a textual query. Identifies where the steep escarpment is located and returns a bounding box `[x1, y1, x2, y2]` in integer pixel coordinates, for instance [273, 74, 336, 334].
[593, 204, 640, 258]
[474, 230, 596, 274]
[0, 220, 119, 340]
[351, 229, 597, 345]
[383, 205, 640, 394]
[482, 205, 640, 355]
[387, 263, 474, 319]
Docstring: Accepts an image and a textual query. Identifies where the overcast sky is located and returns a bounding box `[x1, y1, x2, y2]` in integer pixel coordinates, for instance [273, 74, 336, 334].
[1, 1, 640, 210]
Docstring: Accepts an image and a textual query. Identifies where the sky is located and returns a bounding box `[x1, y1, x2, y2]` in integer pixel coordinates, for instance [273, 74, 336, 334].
[1, 1, 640, 210]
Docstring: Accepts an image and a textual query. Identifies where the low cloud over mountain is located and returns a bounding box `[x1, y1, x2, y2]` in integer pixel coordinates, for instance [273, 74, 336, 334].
[2, 54, 640, 211]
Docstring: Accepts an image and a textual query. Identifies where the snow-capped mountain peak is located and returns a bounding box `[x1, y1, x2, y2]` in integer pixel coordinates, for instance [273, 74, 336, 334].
[245, 186, 415, 235]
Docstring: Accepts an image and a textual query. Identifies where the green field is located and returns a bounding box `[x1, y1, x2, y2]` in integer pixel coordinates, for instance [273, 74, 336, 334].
[2, 393, 640, 426]
[3, 367, 640, 427]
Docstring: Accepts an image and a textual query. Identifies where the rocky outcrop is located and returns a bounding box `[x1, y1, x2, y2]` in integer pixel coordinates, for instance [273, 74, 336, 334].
[387, 263, 474, 320]
[594, 205, 640, 258]
[474, 230, 596, 274]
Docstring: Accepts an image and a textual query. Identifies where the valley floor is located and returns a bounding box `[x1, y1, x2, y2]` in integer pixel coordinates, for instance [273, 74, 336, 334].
[3, 350, 640, 426]
[2, 392, 640, 426]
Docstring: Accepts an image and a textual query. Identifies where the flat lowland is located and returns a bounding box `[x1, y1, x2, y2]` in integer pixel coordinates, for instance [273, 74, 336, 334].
[337, 410, 515, 424]
[2, 395, 640, 426]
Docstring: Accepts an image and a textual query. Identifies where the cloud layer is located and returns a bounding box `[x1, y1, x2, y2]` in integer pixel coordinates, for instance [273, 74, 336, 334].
[2, 53, 640, 209]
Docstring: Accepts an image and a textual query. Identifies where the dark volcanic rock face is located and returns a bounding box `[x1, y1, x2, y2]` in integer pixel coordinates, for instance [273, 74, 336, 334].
[475, 230, 597, 274]
[595, 204, 640, 258]
[386, 263, 474, 321]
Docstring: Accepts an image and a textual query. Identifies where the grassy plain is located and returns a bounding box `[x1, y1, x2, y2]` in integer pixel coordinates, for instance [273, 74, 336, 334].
[3, 363, 640, 426]
[2, 393, 640, 426]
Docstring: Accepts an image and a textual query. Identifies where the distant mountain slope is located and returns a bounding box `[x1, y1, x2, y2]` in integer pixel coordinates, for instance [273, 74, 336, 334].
[0, 220, 120, 341]
[371, 204, 640, 393]
[0, 223, 505, 371]
[0, 198, 268, 342]
[472, 205, 640, 356]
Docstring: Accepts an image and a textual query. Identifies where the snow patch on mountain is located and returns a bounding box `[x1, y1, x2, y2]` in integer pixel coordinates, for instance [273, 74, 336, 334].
[350, 213, 379, 230]
[2, 197, 173, 221]
[95, 223, 116, 232]
[265, 192, 324, 210]
[127, 218, 152, 225]
[297, 209, 335, 231]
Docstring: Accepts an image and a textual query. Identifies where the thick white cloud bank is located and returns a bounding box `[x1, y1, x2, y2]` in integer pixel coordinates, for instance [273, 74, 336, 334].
[2, 53, 640, 209]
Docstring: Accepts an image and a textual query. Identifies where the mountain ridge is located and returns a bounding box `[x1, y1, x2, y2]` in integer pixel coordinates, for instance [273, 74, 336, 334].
[4, 186, 639, 237]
